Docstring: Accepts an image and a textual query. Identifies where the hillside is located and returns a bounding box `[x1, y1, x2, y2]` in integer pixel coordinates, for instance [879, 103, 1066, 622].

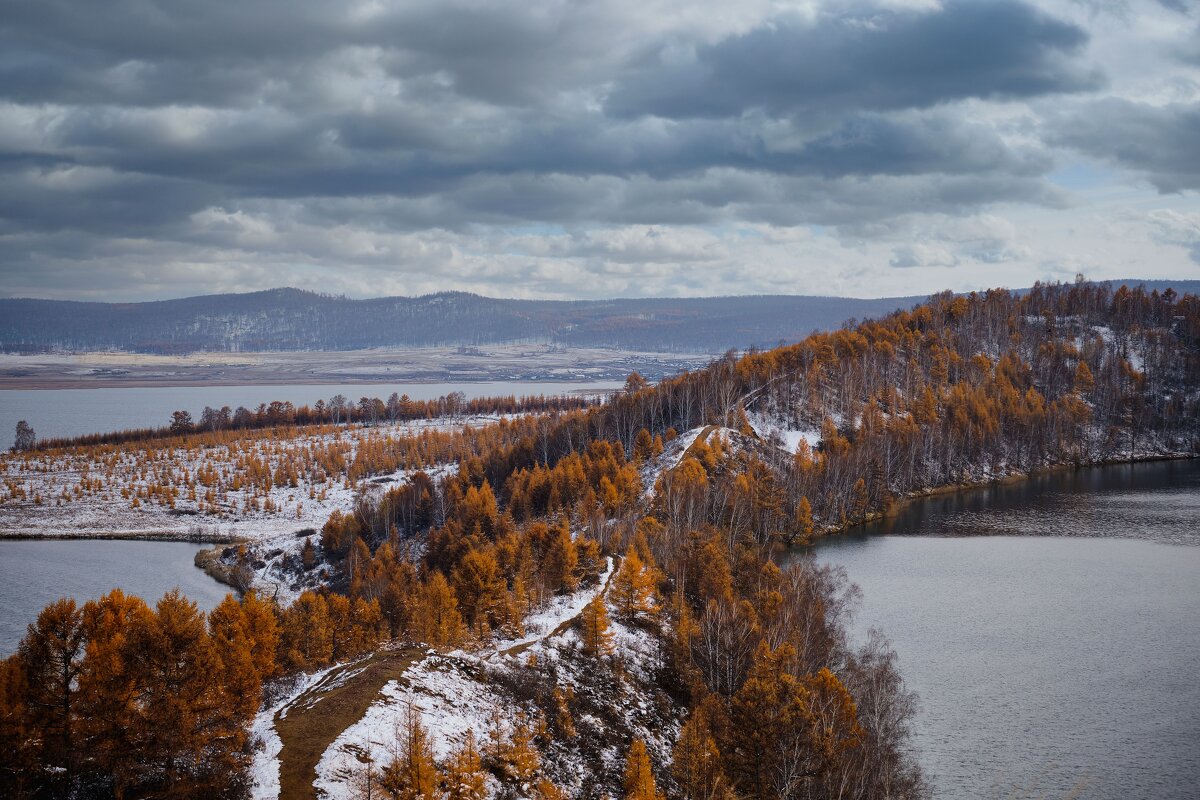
[2, 281, 1197, 800]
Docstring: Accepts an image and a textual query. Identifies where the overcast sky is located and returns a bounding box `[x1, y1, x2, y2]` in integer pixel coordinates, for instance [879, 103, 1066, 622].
[2, 0, 1198, 301]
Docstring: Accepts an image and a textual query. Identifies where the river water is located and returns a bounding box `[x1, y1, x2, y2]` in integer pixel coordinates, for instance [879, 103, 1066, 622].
[0, 379, 621, 449]
[809, 459, 1200, 799]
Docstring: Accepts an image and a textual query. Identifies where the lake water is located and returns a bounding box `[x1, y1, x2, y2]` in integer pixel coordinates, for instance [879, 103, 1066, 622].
[0, 379, 620, 653]
[0, 380, 621, 449]
[0, 539, 232, 656]
[808, 460, 1200, 799]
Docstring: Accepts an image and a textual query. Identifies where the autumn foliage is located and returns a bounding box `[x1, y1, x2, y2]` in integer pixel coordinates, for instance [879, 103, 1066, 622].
[3, 281, 1196, 798]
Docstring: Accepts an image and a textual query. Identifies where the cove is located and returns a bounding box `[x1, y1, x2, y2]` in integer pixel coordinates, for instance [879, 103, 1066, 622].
[0, 538, 231, 656]
[805, 460, 1200, 799]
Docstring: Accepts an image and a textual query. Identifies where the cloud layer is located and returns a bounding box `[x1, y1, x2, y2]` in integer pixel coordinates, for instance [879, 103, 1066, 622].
[1, 0, 1198, 300]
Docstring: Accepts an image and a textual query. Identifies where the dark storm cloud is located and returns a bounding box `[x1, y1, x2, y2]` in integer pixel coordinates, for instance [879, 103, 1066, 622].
[606, 0, 1102, 120]
[1156, 0, 1195, 13]
[0, 0, 614, 109]
[1051, 99, 1200, 192]
[4, 0, 1188, 301]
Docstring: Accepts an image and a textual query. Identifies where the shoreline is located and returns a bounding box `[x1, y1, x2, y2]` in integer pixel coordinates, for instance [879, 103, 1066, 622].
[0, 377, 628, 391]
[0, 345, 712, 391]
[0, 530, 244, 544]
[807, 451, 1200, 543]
[8, 452, 1195, 548]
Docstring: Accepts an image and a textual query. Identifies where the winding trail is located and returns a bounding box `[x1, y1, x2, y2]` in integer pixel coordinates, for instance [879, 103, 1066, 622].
[273, 646, 422, 800]
[499, 555, 621, 659]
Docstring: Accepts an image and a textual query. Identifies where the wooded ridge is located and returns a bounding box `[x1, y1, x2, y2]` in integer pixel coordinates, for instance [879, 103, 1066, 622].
[2, 280, 1197, 799]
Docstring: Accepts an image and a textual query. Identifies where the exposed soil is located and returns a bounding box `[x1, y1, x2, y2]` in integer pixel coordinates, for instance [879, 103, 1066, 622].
[274, 646, 423, 800]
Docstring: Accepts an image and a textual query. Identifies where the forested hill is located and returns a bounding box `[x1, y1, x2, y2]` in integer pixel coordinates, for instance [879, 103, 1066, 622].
[5, 280, 1196, 355]
[3, 282, 1197, 800]
[0, 289, 926, 353]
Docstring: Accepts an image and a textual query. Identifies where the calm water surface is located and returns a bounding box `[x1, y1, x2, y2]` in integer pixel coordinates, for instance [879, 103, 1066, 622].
[808, 460, 1200, 799]
[0, 380, 621, 449]
[0, 539, 231, 656]
[0, 379, 620, 652]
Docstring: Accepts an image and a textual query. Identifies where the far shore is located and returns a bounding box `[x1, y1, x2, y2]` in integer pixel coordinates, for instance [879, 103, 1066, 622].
[0, 530, 244, 544]
[0, 345, 713, 390]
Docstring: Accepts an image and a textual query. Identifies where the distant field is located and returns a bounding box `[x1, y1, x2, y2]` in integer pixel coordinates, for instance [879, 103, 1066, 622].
[0, 344, 712, 389]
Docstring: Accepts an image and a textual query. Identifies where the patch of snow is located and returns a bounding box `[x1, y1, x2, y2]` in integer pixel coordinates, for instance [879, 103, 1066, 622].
[249, 663, 343, 800]
[747, 412, 820, 454]
[485, 556, 615, 658]
[314, 654, 511, 799]
[640, 426, 706, 497]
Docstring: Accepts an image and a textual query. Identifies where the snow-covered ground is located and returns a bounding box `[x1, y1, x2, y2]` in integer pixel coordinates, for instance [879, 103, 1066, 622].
[484, 556, 614, 658]
[0, 416, 491, 542]
[250, 663, 347, 800]
[746, 411, 821, 454]
[314, 653, 510, 799]
[639, 426, 706, 497]
[305, 573, 675, 800]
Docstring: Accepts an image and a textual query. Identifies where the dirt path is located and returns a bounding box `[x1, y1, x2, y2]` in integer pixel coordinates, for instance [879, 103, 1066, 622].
[274, 646, 423, 800]
[682, 425, 719, 459]
[499, 555, 621, 659]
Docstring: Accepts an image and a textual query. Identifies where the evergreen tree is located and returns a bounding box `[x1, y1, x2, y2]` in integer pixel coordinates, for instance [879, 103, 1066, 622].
[16, 598, 84, 794]
[672, 709, 730, 800]
[417, 572, 468, 647]
[381, 704, 438, 800]
[610, 548, 658, 621]
[793, 496, 815, 544]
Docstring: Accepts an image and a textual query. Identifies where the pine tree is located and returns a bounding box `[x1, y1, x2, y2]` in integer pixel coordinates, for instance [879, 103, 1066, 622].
[485, 710, 542, 784]
[0, 655, 35, 797]
[134, 589, 243, 796]
[672, 709, 729, 800]
[793, 496, 815, 544]
[1074, 360, 1095, 394]
[542, 522, 579, 593]
[241, 590, 280, 679]
[506, 713, 542, 782]
[208, 593, 263, 721]
[280, 591, 333, 671]
[633, 428, 655, 463]
[78, 589, 155, 797]
[579, 595, 614, 657]
[16, 597, 84, 793]
[610, 548, 658, 621]
[452, 548, 508, 636]
[623, 738, 663, 800]
[416, 572, 467, 647]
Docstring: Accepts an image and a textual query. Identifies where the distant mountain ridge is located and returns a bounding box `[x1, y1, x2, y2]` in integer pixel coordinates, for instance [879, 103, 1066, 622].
[3, 281, 1196, 355]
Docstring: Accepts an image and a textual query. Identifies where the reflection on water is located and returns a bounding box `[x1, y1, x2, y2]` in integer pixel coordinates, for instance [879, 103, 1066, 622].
[855, 459, 1200, 545]
[806, 460, 1200, 799]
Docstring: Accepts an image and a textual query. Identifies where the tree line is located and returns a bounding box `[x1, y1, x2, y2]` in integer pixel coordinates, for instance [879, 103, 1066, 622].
[2, 281, 1196, 798]
[30, 390, 598, 451]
